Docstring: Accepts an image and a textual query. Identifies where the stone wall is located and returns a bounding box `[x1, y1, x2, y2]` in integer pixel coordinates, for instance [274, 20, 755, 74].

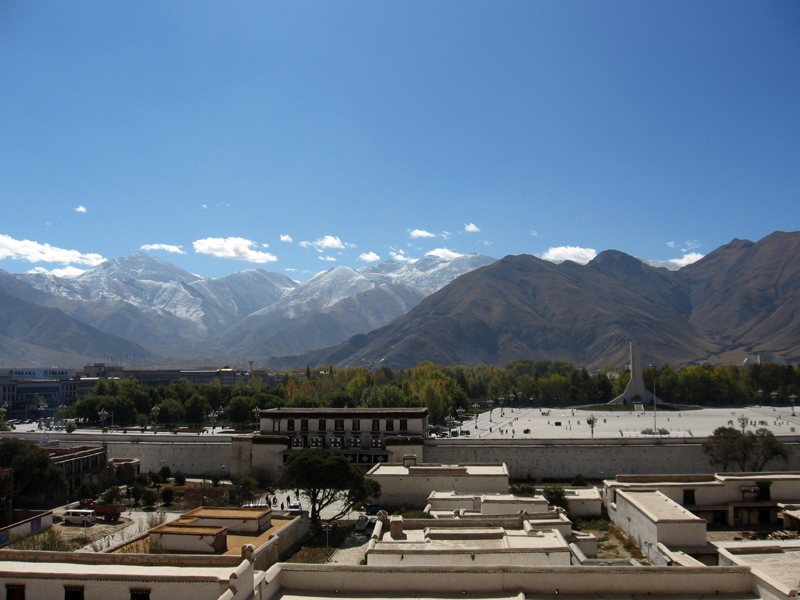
[105, 440, 231, 477]
[423, 437, 800, 480]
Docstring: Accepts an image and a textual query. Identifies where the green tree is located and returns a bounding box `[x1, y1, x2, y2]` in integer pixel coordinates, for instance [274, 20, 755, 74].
[156, 399, 184, 427]
[141, 488, 158, 508]
[161, 486, 175, 506]
[0, 439, 67, 503]
[226, 395, 255, 427]
[703, 426, 790, 472]
[542, 485, 569, 511]
[184, 393, 210, 428]
[275, 448, 380, 524]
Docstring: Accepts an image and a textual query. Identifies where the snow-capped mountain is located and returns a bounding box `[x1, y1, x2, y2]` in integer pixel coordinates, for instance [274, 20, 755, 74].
[3, 250, 496, 364]
[359, 252, 497, 293]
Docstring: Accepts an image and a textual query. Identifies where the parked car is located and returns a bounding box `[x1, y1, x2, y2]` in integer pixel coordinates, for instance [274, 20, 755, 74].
[365, 504, 386, 515]
[62, 509, 96, 526]
[288, 501, 302, 511]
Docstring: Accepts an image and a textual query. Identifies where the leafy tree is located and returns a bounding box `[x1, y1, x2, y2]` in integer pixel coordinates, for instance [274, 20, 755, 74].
[173, 471, 186, 486]
[65, 421, 77, 433]
[226, 395, 255, 426]
[103, 486, 121, 504]
[159, 465, 172, 482]
[184, 393, 211, 428]
[703, 426, 790, 471]
[275, 448, 380, 524]
[156, 399, 184, 427]
[703, 427, 750, 471]
[0, 439, 67, 503]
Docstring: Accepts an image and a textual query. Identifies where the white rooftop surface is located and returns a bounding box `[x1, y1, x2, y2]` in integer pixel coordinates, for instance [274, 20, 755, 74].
[371, 464, 508, 475]
[718, 542, 800, 591]
[455, 405, 800, 440]
[619, 490, 704, 522]
[374, 527, 567, 552]
[0, 560, 233, 580]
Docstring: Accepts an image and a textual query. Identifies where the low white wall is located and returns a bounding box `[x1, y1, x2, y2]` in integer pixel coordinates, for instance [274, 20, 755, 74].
[0, 512, 53, 547]
[367, 549, 571, 567]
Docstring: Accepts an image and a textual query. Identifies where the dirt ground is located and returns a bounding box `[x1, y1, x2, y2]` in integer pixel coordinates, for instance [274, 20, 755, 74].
[573, 518, 647, 563]
[52, 517, 133, 550]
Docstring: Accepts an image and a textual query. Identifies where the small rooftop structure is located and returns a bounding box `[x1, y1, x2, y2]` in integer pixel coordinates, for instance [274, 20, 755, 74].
[425, 491, 549, 518]
[366, 456, 509, 508]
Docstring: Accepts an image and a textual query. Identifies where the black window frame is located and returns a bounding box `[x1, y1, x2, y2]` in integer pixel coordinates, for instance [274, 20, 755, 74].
[334, 419, 344, 431]
[352, 419, 360, 431]
[399, 419, 408, 431]
[372, 419, 380, 432]
[64, 586, 85, 600]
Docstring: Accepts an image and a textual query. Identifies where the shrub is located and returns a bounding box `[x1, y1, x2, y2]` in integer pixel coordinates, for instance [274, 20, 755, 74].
[65, 422, 77, 433]
[571, 474, 587, 486]
[103, 486, 121, 504]
[161, 486, 175, 505]
[159, 465, 172, 482]
[173, 471, 186, 486]
[141, 489, 158, 508]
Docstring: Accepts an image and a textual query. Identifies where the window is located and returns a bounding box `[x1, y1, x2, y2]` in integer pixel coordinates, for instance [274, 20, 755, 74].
[287, 419, 295, 431]
[372, 419, 380, 432]
[301, 419, 309, 431]
[399, 419, 408, 431]
[291, 437, 304, 448]
[385, 420, 394, 431]
[5, 584, 25, 600]
[683, 489, 696, 506]
[272, 420, 280, 432]
[64, 587, 84, 600]
[352, 419, 360, 431]
[334, 419, 344, 431]
[130, 590, 150, 600]
[318, 419, 326, 431]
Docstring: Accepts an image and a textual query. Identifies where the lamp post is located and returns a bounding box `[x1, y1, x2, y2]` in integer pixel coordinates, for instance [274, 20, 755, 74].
[98, 409, 108, 432]
[487, 399, 494, 422]
[790, 394, 797, 417]
[252, 407, 261, 430]
[499, 396, 505, 417]
[38, 399, 48, 429]
[322, 522, 333, 561]
[151, 405, 160, 433]
[209, 410, 219, 433]
[757, 389, 763, 407]
[456, 407, 465, 425]
[445, 415, 455, 437]
[770, 391, 778, 405]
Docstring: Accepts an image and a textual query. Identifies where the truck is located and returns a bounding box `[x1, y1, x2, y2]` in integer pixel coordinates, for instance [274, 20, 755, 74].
[80, 499, 125, 522]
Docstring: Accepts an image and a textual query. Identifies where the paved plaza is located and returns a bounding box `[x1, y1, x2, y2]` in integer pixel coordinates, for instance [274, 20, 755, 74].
[457, 405, 800, 440]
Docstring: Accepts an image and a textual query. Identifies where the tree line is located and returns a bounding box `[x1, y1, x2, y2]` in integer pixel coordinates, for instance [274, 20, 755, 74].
[66, 359, 800, 428]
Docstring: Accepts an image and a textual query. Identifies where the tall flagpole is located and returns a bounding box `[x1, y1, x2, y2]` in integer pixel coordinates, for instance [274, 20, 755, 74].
[653, 367, 658, 435]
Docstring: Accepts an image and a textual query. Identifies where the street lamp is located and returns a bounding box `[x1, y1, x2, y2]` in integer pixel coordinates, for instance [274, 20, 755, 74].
[456, 407, 465, 423]
[757, 389, 764, 407]
[252, 407, 261, 428]
[445, 415, 455, 437]
[770, 391, 778, 405]
[487, 399, 494, 422]
[790, 394, 797, 417]
[151, 405, 160, 433]
[208, 410, 219, 433]
[98, 408, 108, 431]
[322, 522, 334, 561]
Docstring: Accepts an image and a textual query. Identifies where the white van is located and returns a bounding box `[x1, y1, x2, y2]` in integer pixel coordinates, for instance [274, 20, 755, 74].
[63, 509, 96, 525]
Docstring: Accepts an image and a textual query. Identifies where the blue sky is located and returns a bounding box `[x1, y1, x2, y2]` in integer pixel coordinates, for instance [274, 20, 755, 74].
[1, 1, 798, 280]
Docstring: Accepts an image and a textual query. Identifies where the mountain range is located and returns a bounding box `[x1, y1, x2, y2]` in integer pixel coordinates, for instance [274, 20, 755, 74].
[264, 231, 800, 370]
[2, 231, 798, 371]
[0, 251, 496, 367]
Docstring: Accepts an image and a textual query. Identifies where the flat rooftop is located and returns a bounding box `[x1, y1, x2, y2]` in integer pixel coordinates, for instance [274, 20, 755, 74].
[182, 506, 271, 519]
[619, 490, 704, 522]
[370, 463, 508, 476]
[374, 527, 567, 553]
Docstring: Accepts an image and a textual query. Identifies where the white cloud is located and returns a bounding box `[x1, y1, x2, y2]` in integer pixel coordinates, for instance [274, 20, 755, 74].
[682, 240, 700, 252]
[285, 268, 297, 272]
[0, 234, 105, 266]
[318, 255, 337, 262]
[667, 241, 675, 248]
[426, 248, 463, 260]
[530, 230, 538, 237]
[645, 252, 705, 270]
[358, 252, 380, 262]
[27, 265, 86, 278]
[483, 241, 493, 246]
[201, 204, 208, 209]
[542, 246, 597, 264]
[75, 205, 87, 213]
[140, 244, 185, 254]
[464, 223, 480, 233]
[299, 235, 355, 252]
[389, 249, 417, 264]
[409, 229, 435, 239]
[280, 234, 292, 243]
[192, 237, 278, 263]
[441, 231, 451, 240]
